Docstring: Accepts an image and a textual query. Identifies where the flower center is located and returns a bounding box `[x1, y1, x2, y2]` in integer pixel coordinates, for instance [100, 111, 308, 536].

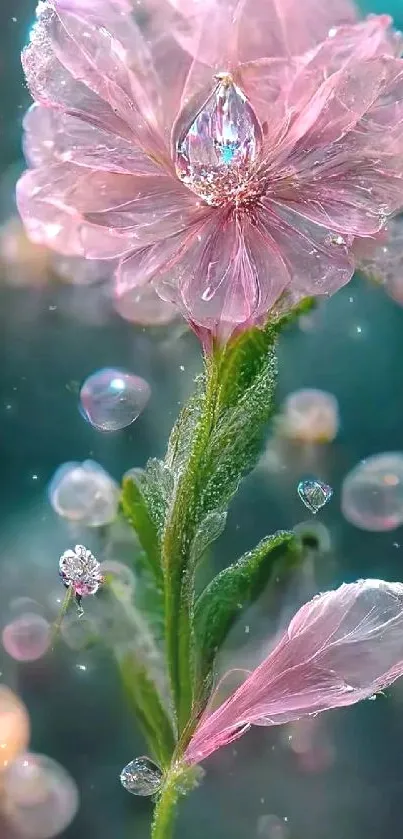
[175, 74, 263, 207]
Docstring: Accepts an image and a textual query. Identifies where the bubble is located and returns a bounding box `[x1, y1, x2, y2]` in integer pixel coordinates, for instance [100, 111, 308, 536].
[341, 453, 403, 531]
[79, 368, 151, 432]
[297, 478, 333, 514]
[3, 753, 79, 838]
[60, 613, 95, 651]
[2, 614, 51, 662]
[114, 285, 177, 326]
[100, 560, 136, 602]
[48, 460, 119, 526]
[281, 389, 339, 443]
[120, 756, 163, 796]
[0, 687, 30, 771]
[257, 814, 289, 839]
[293, 521, 331, 553]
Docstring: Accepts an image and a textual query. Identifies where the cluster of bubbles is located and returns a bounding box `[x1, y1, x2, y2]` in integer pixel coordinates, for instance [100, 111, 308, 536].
[0, 687, 79, 838]
[79, 367, 151, 432]
[341, 452, 403, 531]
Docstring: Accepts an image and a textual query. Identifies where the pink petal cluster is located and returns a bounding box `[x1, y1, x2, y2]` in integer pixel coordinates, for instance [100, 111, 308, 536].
[17, 0, 403, 340]
[185, 579, 403, 765]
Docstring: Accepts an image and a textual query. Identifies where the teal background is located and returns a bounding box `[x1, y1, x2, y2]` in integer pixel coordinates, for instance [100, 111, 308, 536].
[1, 2, 403, 838]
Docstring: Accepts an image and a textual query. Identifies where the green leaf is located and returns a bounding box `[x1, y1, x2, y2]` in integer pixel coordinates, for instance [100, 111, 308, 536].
[194, 531, 301, 696]
[190, 511, 227, 566]
[117, 651, 176, 769]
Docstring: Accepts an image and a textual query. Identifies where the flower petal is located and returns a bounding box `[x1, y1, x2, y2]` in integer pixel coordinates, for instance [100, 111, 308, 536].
[152, 211, 290, 334]
[23, 0, 165, 158]
[23, 105, 165, 176]
[16, 165, 133, 257]
[184, 579, 403, 765]
[257, 200, 354, 298]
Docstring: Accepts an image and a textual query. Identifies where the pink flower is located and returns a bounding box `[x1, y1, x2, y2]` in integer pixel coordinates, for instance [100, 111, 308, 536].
[184, 579, 403, 765]
[17, 0, 403, 340]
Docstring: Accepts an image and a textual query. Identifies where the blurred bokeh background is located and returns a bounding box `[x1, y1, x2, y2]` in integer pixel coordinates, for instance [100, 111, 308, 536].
[1, 1, 403, 838]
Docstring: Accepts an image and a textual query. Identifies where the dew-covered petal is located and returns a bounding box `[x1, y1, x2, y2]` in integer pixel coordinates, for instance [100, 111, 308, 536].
[16, 165, 134, 258]
[184, 579, 403, 765]
[154, 211, 290, 333]
[166, 0, 357, 65]
[23, 105, 164, 176]
[257, 201, 354, 299]
[23, 0, 165, 156]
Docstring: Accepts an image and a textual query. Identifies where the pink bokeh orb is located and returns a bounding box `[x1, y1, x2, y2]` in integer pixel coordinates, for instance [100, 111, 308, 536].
[2, 614, 51, 662]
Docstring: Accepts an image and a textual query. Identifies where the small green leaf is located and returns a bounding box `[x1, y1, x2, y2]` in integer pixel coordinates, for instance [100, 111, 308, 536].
[122, 477, 163, 586]
[190, 511, 227, 565]
[117, 651, 176, 769]
[194, 531, 301, 695]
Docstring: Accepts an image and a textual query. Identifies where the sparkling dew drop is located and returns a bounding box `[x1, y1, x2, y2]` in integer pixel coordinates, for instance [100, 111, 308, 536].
[175, 73, 263, 206]
[120, 756, 163, 796]
[79, 368, 151, 432]
[297, 478, 333, 514]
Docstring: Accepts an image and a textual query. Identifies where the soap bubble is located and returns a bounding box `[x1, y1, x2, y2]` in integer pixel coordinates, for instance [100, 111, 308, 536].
[281, 389, 339, 443]
[48, 460, 119, 526]
[3, 753, 79, 838]
[120, 756, 163, 796]
[257, 814, 289, 839]
[341, 453, 403, 531]
[100, 560, 136, 602]
[0, 687, 30, 771]
[2, 614, 51, 662]
[114, 285, 177, 326]
[79, 368, 151, 432]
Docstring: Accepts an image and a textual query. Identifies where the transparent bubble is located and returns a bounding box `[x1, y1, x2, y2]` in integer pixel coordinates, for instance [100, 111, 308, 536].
[48, 460, 119, 526]
[3, 753, 79, 838]
[293, 520, 331, 553]
[297, 478, 333, 514]
[114, 285, 177, 326]
[2, 614, 51, 662]
[79, 368, 151, 432]
[0, 687, 30, 771]
[341, 453, 403, 531]
[100, 560, 136, 602]
[257, 814, 289, 839]
[120, 756, 163, 796]
[60, 613, 95, 651]
[281, 389, 339, 443]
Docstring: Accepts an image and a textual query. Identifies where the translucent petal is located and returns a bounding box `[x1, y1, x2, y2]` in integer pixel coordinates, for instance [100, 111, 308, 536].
[23, 105, 164, 176]
[184, 579, 403, 765]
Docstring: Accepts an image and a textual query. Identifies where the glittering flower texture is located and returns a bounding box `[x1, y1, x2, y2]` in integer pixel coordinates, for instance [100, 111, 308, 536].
[59, 545, 103, 597]
[184, 579, 403, 765]
[17, 0, 403, 339]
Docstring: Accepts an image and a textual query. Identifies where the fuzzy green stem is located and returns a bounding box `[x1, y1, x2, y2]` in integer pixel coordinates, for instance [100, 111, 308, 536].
[162, 351, 222, 735]
[151, 765, 201, 839]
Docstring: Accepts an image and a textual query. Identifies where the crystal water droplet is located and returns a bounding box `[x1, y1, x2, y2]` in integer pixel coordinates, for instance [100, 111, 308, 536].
[120, 756, 163, 797]
[79, 368, 151, 432]
[297, 478, 333, 514]
[175, 74, 262, 206]
[341, 452, 403, 531]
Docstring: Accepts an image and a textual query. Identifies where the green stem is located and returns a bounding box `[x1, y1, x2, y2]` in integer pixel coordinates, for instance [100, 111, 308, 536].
[151, 766, 201, 839]
[162, 352, 222, 735]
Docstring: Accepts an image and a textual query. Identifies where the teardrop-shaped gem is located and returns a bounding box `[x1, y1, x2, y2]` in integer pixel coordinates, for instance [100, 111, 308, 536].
[175, 74, 263, 206]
